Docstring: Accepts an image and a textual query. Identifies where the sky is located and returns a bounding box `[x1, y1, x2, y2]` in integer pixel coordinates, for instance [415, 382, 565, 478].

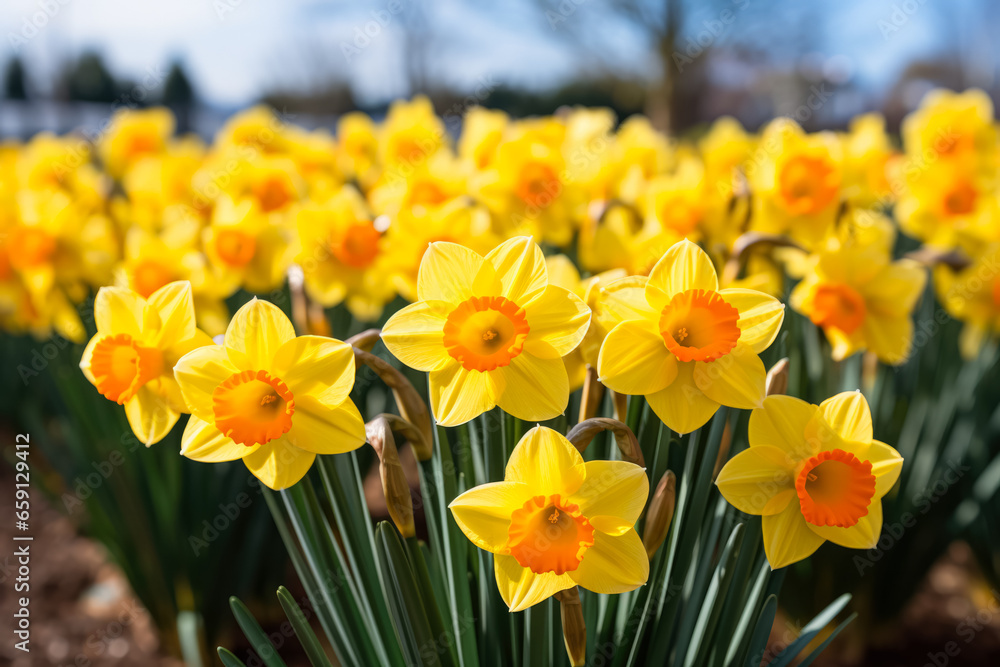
[0, 0, 992, 109]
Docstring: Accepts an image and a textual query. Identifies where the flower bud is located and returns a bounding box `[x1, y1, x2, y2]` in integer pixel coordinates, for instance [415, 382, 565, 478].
[643, 470, 676, 560]
[765, 357, 789, 397]
[554, 587, 586, 667]
[366, 415, 416, 538]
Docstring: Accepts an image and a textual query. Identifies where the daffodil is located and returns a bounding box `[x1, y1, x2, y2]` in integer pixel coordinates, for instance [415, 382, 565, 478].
[458, 107, 508, 172]
[378, 96, 447, 169]
[901, 88, 996, 173]
[716, 392, 903, 569]
[934, 243, 1000, 359]
[598, 239, 784, 434]
[841, 113, 898, 209]
[295, 185, 396, 321]
[204, 194, 293, 294]
[475, 121, 579, 247]
[100, 108, 175, 179]
[790, 226, 926, 364]
[450, 425, 649, 611]
[748, 119, 844, 249]
[173, 298, 366, 490]
[80, 281, 212, 445]
[380, 237, 590, 426]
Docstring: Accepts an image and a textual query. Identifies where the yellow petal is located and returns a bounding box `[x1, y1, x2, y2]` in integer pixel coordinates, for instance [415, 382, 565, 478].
[748, 395, 820, 463]
[417, 241, 499, 303]
[146, 281, 197, 346]
[807, 501, 882, 549]
[505, 426, 586, 497]
[285, 396, 367, 454]
[595, 276, 657, 333]
[569, 529, 648, 594]
[716, 446, 796, 515]
[864, 260, 926, 318]
[719, 288, 785, 354]
[381, 300, 451, 371]
[544, 254, 581, 290]
[861, 314, 913, 365]
[494, 350, 569, 422]
[80, 335, 99, 384]
[272, 335, 356, 405]
[181, 415, 259, 462]
[569, 460, 648, 529]
[646, 239, 718, 308]
[173, 344, 241, 421]
[225, 298, 296, 369]
[597, 319, 677, 395]
[647, 362, 720, 434]
[762, 500, 826, 569]
[95, 286, 145, 337]
[429, 364, 496, 426]
[449, 481, 530, 553]
[243, 437, 316, 490]
[839, 439, 904, 498]
[693, 342, 765, 409]
[485, 236, 547, 303]
[124, 386, 180, 446]
[818, 391, 873, 443]
[522, 285, 591, 356]
[494, 553, 575, 612]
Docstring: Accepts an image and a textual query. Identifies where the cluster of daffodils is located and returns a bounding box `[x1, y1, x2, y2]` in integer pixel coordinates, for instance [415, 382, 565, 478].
[3, 88, 1000, 364]
[21, 88, 1000, 619]
[77, 232, 903, 615]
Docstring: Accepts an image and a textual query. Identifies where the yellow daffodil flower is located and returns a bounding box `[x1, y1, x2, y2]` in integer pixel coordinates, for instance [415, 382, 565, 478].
[934, 243, 1000, 359]
[381, 237, 590, 426]
[790, 229, 926, 364]
[295, 185, 396, 321]
[458, 107, 508, 172]
[450, 425, 649, 611]
[641, 156, 706, 240]
[475, 121, 579, 247]
[100, 107, 175, 179]
[749, 119, 844, 249]
[173, 298, 366, 490]
[204, 195, 293, 294]
[901, 88, 996, 173]
[336, 111, 380, 189]
[378, 96, 447, 170]
[598, 239, 784, 433]
[717, 392, 903, 569]
[80, 281, 212, 445]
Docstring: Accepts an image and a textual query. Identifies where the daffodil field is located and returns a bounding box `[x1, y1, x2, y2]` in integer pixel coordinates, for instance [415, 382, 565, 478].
[3, 89, 1000, 666]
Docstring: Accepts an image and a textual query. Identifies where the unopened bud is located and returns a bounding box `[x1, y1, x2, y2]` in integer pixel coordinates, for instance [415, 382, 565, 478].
[554, 587, 586, 667]
[354, 343, 434, 460]
[765, 358, 789, 397]
[366, 416, 416, 538]
[566, 418, 644, 467]
[643, 470, 676, 560]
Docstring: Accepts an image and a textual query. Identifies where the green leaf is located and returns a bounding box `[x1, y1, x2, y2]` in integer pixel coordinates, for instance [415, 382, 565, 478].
[767, 593, 851, 667]
[217, 647, 249, 667]
[745, 594, 778, 667]
[794, 612, 858, 667]
[376, 522, 443, 666]
[276, 586, 334, 667]
[229, 596, 288, 667]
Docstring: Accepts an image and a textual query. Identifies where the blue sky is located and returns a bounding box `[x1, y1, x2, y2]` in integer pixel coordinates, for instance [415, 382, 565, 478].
[0, 0, 992, 108]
